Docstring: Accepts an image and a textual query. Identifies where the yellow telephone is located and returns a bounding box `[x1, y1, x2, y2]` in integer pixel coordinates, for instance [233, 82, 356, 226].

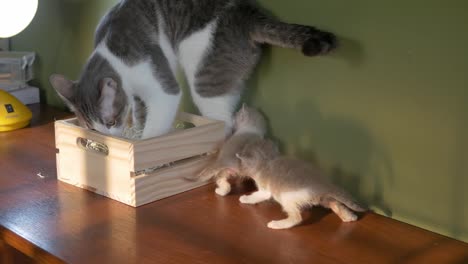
[0, 90, 32, 131]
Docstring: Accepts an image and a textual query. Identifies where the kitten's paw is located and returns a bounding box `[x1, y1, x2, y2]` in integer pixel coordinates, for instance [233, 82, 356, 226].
[302, 31, 337, 56]
[239, 195, 256, 204]
[340, 212, 358, 222]
[215, 187, 230, 196]
[267, 220, 297, 229]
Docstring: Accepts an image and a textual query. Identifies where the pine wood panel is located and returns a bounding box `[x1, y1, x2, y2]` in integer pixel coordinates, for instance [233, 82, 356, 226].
[134, 155, 212, 206]
[132, 114, 224, 171]
[54, 113, 223, 207]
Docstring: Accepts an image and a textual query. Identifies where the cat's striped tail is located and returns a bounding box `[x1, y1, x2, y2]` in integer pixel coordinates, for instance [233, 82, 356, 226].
[251, 16, 337, 56]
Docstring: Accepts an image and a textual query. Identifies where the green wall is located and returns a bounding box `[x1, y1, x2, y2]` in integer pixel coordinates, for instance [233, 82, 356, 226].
[10, 0, 114, 105]
[11, 0, 468, 242]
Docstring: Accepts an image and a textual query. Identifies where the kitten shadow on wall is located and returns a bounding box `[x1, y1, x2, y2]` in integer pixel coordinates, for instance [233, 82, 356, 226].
[250, 98, 393, 217]
[243, 33, 391, 215]
[305, 101, 392, 216]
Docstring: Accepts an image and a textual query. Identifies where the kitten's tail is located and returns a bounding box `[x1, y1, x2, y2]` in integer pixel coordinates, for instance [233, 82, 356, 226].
[251, 14, 337, 56]
[198, 165, 224, 181]
[185, 162, 226, 182]
[329, 189, 368, 212]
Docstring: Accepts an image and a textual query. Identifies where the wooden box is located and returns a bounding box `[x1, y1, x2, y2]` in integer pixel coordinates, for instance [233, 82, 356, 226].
[55, 112, 224, 207]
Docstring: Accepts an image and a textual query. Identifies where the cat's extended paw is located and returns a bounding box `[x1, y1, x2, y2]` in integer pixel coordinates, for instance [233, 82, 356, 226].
[239, 195, 256, 204]
[215, 187, 230, 196]
[302, 31, 337, 56]
[339, 212, 358, 222]
[267, 220, 297, 229]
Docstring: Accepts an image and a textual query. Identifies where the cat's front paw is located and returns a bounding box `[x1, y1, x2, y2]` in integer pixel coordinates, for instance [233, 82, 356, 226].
[302, 31, 337, 56]
[339, 212, 358, 222]
[267, 220, 297, 229]
[215, 187, 230, 196]
[239, 195, 256, 204]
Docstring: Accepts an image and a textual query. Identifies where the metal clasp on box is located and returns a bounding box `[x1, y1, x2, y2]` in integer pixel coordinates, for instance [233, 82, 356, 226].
[76, 137, 109, 156]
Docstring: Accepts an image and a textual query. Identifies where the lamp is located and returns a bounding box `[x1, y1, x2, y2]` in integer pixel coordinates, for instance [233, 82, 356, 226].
[0, 0, 38, 38]
[0, 0, 38, 131]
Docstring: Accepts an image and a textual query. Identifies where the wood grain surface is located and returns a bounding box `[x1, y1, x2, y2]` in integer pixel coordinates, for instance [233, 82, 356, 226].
[0, 104, 467, 264]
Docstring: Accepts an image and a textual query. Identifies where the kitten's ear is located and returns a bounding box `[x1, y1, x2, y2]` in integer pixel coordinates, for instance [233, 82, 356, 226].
[265, 139, 276, 148]
[236, 103, 248, 119]
[49, 74, 75, 103]
[268, 140, 280, 154]
[98, 77, 118, 121]
[241, 103, 250, 115]
[236, 148, 252, 160]
[241, 103, 247, 111]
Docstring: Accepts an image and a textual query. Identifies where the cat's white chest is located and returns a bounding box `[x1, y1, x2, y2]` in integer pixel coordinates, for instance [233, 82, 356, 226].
[178, 21, 217, 86]
[177, 20, 239, 134]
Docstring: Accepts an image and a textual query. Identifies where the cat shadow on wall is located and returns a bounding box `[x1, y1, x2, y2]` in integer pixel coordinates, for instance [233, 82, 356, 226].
[330, 35, 365, 67]
[244, 32, 365, 103]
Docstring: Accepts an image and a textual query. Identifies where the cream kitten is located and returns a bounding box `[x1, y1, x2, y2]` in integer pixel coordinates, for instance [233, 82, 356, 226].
[190, 104, 267, 196]
[236, 139, 367, 229]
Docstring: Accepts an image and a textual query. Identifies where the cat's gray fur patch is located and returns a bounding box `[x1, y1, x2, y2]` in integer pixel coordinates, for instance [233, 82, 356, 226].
[132, 95, 147, 130]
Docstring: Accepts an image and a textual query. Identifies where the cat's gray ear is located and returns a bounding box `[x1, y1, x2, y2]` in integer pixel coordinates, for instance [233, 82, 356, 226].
[49, 74, 74, 102]
[98, 77, 118, 121]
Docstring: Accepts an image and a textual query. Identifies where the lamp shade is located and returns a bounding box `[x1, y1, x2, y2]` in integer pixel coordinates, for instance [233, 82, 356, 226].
[0, 0, 38, 38]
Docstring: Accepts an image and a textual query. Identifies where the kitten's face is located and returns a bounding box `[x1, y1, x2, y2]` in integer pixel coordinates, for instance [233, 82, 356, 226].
[50, 74, 132, 137]
[233, 104, 267, 134]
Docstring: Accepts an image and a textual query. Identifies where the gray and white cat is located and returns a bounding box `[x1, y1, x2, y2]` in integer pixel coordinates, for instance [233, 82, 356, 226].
[49, 0, 337, 139]
[236, 139, 367, 229]
[191, 104, 267, 196]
